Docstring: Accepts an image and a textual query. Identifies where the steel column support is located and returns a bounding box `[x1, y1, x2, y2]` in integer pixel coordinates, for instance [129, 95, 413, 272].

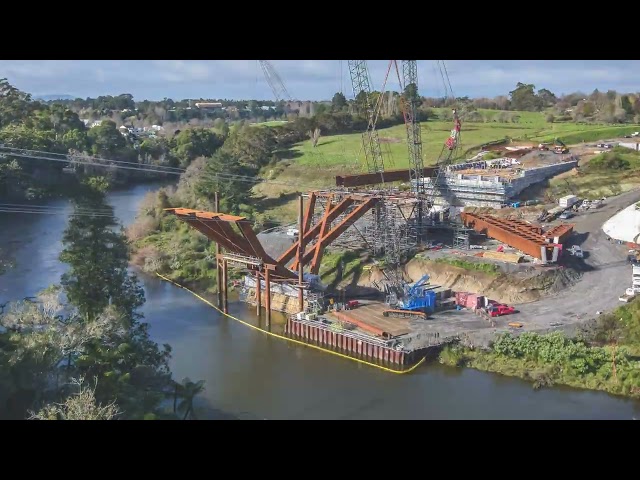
[256, 271, 261, 316]
[214, 193, 223, 310]
[222, 258, 229, 314]
[265, 268, 271, 326]
[297, 194, 305, 312]
[287, 197, 355, 269]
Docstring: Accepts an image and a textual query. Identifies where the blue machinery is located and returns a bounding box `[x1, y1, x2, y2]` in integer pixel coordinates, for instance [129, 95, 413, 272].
[384, 274, 437, 317]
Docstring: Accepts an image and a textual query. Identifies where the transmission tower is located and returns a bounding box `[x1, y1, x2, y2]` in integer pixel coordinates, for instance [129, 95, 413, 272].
[347, 60, 385, 176]
[259, 60, 292, 102]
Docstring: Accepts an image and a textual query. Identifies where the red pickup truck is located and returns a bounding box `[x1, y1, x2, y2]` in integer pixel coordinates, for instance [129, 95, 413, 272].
[346, 300, 359, 309]
[487, 304, 515, 317]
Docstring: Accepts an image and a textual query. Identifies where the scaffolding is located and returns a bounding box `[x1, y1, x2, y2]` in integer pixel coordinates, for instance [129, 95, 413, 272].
[306, 292, 324, 314]
[302, 190, 424, 282]
[453, 224, 472, 250]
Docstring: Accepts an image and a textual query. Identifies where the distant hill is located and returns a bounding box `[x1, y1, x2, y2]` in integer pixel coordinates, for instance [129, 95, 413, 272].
[34, 94, 76, 101]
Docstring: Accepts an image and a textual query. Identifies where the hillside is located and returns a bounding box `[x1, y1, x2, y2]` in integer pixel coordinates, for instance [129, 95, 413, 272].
[252, 109, 640, 223]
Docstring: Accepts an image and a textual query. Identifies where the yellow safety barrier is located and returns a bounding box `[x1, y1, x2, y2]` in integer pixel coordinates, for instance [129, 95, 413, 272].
[155, 273, 426, 375]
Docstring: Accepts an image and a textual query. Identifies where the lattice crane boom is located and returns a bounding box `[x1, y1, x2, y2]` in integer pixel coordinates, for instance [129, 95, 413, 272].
[348, 60, 385, 176]
[398, 60, 424, 194]
[259, 60, 292, 102]
[425, 107, 461, 207]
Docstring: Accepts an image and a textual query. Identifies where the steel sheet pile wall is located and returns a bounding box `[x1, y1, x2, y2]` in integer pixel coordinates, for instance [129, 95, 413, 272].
[460, 213, 559, 261]
[285, 317, 409, 365]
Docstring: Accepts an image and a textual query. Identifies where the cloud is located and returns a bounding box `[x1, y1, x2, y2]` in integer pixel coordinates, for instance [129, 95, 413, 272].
[0, 59, 638, 101]
[152, 60, 214, 82]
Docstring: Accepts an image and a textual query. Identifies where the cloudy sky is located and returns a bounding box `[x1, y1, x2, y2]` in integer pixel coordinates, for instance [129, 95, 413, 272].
[1, 60, 638, 101]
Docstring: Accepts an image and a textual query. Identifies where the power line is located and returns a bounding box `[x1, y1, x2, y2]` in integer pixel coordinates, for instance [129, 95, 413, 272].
[0, 146, 185, 172]
[1, 146, 331, 190]
[0, 203, 383, 233]
[0, 207, 118, 217]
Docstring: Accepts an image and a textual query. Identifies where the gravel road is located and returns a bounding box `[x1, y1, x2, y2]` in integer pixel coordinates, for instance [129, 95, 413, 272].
[510, 188, 640, 332]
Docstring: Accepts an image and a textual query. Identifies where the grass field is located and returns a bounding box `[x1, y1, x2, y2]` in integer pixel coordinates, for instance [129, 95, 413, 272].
[282, 110, 640, 171]
[251, 120, 289, 127]
[253, 109, 640, 222]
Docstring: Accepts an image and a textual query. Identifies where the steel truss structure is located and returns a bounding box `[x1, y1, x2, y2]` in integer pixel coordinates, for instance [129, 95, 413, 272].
[348, 60, 386, 176]
[295, 191, 422, 282]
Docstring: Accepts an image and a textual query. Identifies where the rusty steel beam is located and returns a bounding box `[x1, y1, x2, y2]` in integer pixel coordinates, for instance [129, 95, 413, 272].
[294, 198, 378, 273]
[278, 197, 356, 266]
[461, 213, 555, 260]
[331, 310, 389, 338]
[183, 218, 244, 253]
[236, 220, 270, 260]
[335, 167, 437, 188]
[205, 219, 255, 256]
[167, 207, 297, 280]
[545, 224, 574, 243]
[309, 195, 335, 275]
[303, 192, 316, 234]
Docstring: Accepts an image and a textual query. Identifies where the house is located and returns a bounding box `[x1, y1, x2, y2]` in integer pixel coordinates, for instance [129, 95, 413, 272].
[195, 102, 223, 109]
[284, 100, 314, 117]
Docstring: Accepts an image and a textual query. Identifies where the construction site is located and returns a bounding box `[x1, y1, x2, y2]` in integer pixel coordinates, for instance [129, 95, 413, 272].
[164, 60, 587, 369]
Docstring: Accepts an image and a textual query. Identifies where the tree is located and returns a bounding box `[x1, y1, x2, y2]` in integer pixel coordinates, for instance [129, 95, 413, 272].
[538, 88, 557, 107]
[579, 101, 596, 117]
[331, 92, 347, 112]
[509, 83, 543, 111]
[0, 78, 37, 127]
[60, 179, 144, 322]
[87, 120, 127, 158]
[173, 377, 205, 420]
[29, 377, 120, 420]
[309, 128, 321, 147]
[196, 150, 255, 214]
[404, 83, 419, 104]
[57, 179, 174, 418]
[172, 128, 224, 168]
[621, 95, 634, 116]
[354, 90, 369, 115]
[0, 289, 130, 418]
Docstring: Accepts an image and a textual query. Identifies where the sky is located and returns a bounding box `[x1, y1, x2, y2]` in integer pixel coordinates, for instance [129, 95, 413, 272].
[1, 60, 638, 102]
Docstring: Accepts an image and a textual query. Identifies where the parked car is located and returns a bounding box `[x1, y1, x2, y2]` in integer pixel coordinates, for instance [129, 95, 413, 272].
[568, 245, 584, 258]
[559, 211, 574, 220]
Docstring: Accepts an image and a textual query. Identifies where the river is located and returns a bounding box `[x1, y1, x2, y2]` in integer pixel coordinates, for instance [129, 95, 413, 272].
[1, 183, 639, 420]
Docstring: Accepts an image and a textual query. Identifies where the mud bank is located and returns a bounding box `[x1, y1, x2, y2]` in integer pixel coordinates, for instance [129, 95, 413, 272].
[399, 258, 581, 305]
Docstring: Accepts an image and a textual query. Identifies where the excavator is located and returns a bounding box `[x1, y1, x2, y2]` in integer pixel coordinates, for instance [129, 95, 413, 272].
[538, 138, 569, 154]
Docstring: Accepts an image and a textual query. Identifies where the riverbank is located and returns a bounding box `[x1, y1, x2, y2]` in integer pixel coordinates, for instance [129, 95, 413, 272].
[439, 304, 640, 399]
[3, 184, 640, 418]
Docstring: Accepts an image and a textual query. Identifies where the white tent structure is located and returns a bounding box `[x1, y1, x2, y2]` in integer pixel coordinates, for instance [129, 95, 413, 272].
[602, 202, 640, 244]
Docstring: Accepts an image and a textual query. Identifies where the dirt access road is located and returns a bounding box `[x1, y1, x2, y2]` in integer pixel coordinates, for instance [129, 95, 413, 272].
[511, 188, 640, 333]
